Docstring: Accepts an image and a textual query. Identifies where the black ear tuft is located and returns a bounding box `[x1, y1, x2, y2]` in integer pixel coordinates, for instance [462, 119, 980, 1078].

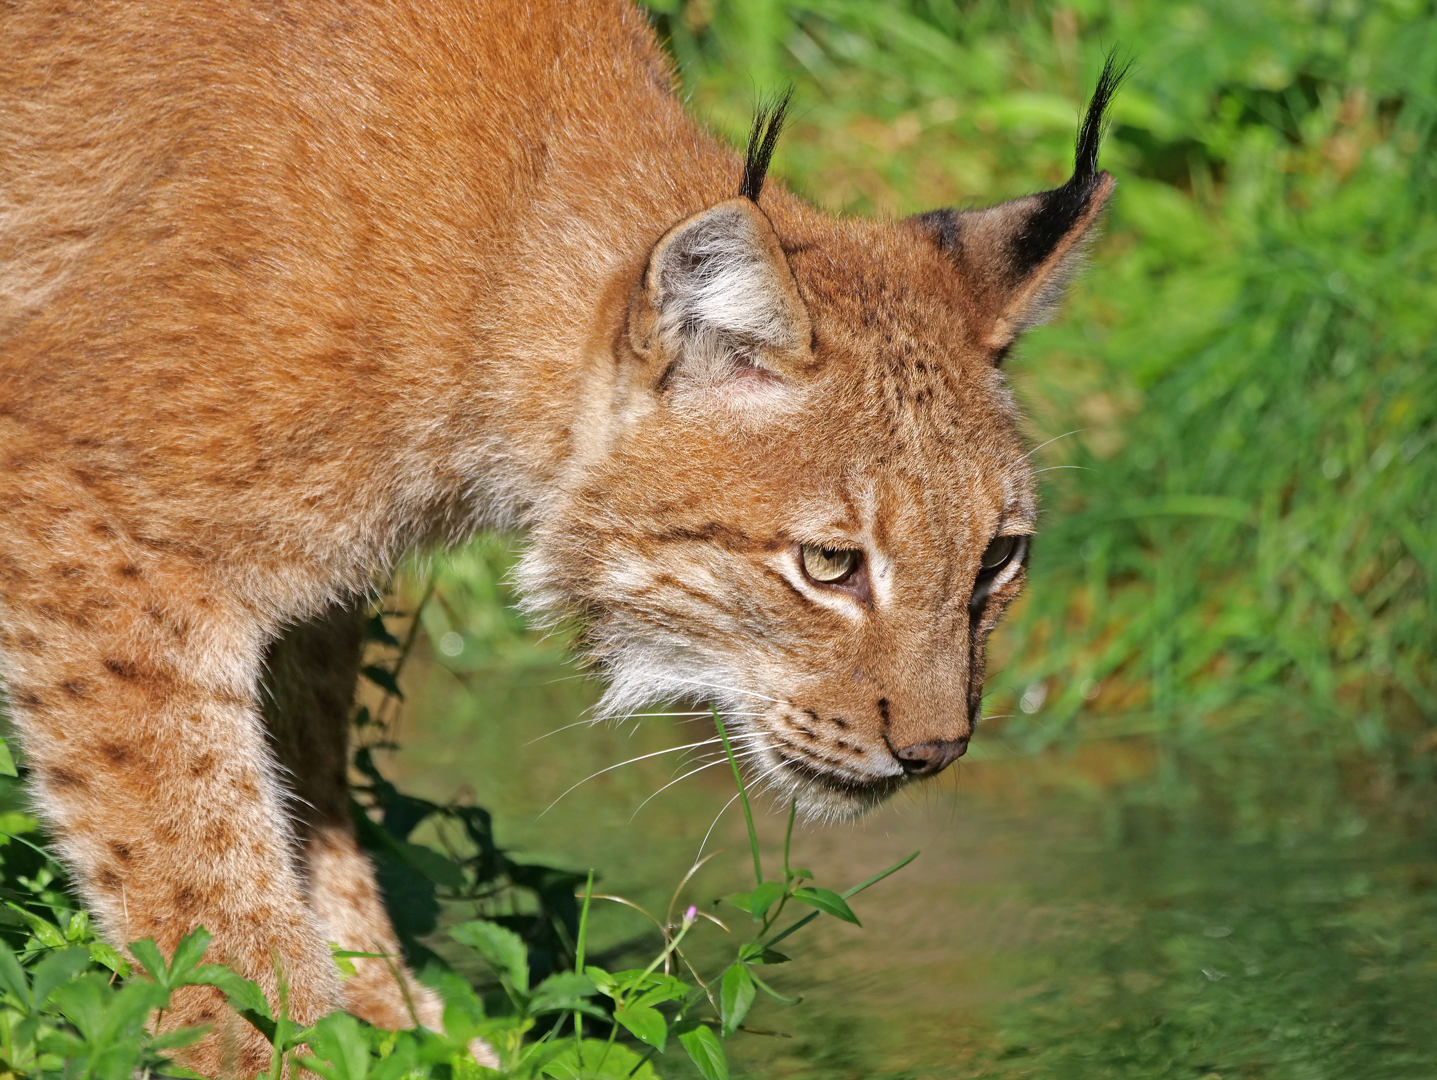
[1009, 50, 1130, 279]
[740, 88, 794, 203]
[1075, 51, 1129, 191]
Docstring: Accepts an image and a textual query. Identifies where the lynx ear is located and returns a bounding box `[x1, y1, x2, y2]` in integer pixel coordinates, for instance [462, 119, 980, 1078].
[908, 56, 1127, 359]
[629, 197, 811, 400]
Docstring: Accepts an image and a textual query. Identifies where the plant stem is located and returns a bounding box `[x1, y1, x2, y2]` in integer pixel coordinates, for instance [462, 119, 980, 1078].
[575, 869, 594, 1051]
[761, 850, 920, 951]
[713, 705, 763, 885]
[625, 919, 696, 996]
[783, 798, 796, 880]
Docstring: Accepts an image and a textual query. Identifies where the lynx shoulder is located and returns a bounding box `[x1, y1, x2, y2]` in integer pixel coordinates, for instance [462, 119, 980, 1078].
[0, 0, 1119, 1071]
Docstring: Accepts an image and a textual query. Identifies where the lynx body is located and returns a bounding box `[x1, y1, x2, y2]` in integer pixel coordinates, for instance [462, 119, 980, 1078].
[0, 0, 1116, 1070]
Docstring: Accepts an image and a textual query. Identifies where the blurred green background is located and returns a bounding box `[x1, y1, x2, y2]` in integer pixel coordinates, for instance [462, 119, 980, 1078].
[380, 3, 1437, 1077]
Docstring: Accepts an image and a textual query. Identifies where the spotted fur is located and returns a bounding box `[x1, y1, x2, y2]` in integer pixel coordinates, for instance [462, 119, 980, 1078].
[0, 0, 1116, 1071]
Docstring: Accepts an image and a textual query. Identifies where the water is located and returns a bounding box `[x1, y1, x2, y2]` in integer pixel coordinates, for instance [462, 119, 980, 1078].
[388, 656, 1437, 1079]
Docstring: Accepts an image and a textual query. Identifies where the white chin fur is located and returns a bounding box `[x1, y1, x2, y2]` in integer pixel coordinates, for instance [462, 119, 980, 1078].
[591, 644, 901, 822]
[515, 587, 906, 821]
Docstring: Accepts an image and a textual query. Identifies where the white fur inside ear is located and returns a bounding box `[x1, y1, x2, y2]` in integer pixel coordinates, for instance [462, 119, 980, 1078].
[649, 203, 801, 395]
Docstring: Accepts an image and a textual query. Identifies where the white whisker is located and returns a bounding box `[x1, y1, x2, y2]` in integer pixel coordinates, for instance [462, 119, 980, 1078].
[692, 760, 788, 865]
[630, 759, 731, 820]
[655, 676, 787, 706]
[537, 738, 725, 818]
[1021, 429, 1085, 463]
[524, 717, 600, 745]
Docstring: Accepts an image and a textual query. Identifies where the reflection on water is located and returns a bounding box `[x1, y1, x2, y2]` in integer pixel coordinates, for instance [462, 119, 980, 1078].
[388, 657, 1437, 1079]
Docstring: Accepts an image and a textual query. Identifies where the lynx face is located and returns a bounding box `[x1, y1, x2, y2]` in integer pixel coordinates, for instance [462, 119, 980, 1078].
[524, 65, 1120, 817]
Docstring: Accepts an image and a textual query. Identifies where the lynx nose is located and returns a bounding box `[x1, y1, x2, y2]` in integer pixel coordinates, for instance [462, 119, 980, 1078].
[894, 738, 969, 777]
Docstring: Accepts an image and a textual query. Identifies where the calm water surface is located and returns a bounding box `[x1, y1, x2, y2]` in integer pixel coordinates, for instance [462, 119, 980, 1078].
[388, 656, 1437, 1080]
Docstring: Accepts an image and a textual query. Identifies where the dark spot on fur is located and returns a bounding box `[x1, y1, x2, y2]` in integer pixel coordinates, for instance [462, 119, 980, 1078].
[651, 521, 757, 552]
[62, 680, 87, 697]
[100, 742, 129, 765]
[109, 841, 133, 862]
[174, 887, 200, 913]
[830, 714, 850, 729]
[119, 564, 141, 578]
[103, 658, 136, 679]
[189, 753, 216, 778]
[97, 869, 122, 890]
[877, 698, 891, 728]
[204, 820, 236, 853]
[16, 689, 42, 707]
[47, 766, 87, 789]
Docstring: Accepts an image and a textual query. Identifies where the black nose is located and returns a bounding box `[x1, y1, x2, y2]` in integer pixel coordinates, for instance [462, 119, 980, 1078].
[894, 738, 969, 777]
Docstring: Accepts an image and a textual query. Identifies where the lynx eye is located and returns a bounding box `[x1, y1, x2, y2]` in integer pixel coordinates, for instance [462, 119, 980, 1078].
[801, 545, 861, 585]
[980, 534, 1019, 572]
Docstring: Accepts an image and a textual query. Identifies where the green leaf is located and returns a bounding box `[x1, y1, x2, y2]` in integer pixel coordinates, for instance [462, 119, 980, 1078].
[791, 886, 860, 925]
[720, 963, 755, 1037]
[168, 927, 213, 980]
[540, 1038, 658, 1079]
[756, 948, 790, 965]
[189, 965, 273, 1025]
[748, 968, 801, 1006]
[62, 908, 89, 943]
[584, 965, 617, 994]
[678, 1022, 729, 1080]
[450, 920, 529, 993]
[527, 970, 598, 1015]
[630, 973, 690, 1009]
[0, 941, 31, 1013]
[47, 974, 108, 1043]
[299, 1011, 372, 1080]
[30, 947, 91, 1010]
[0, 737, 17, 777]
[361, 664, 404, 700]
[87, 940, 130, 977]
[7, 902, 66, 948]
[721, 890, 753, 914]
[238, 1008, 278, 1045]
[614, 1002, 667, 1050]
[148, 1025, 210, 1051]
[748, 881, 786, 922]
[788, 868, 814, 881]
[129, 938, 168, 984]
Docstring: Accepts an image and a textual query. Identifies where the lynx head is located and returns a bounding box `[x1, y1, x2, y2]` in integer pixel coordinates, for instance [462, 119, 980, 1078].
[523, 61, 1124, 818]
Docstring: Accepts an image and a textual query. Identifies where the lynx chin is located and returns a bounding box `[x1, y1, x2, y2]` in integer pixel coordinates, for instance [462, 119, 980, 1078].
[0, 0, 1122, 1072]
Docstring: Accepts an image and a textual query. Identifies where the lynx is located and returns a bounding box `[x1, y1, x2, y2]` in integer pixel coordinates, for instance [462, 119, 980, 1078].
[0, 0, 1119, 1071]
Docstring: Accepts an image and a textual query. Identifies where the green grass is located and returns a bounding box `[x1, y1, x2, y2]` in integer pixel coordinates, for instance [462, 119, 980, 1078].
[639, 0, 1437, 814]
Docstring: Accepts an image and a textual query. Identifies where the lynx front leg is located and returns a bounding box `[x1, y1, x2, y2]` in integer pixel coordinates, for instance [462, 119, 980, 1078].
[0, 542, 339, 1076]
[261, 602, 448, 1032]
[263, 603, 499, 1068]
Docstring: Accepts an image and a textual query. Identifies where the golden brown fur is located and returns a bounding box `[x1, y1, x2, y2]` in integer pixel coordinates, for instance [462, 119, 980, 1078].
[0, 0, 1116, 1072]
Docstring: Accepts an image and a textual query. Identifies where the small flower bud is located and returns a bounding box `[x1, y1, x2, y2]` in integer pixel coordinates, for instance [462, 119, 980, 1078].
[683, 905, 698, 928]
